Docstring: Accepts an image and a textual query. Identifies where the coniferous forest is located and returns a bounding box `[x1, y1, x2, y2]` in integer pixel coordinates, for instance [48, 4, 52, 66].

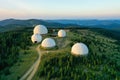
[0, 27, 120, 80]
[34, 28, 120, 80]
[0, 28, 32, 76]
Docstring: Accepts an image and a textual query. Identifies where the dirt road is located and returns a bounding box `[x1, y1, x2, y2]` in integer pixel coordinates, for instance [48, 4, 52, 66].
[20, 45, 41, 80]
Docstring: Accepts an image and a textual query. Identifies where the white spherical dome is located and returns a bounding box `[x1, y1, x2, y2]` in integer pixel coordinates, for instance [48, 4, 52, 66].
[58, 30, 66, 37]
[31, 34, 42, 43]
[41, 38, 56, 48]
[33, 25, 48, 34]
[71, 43, 89, 56]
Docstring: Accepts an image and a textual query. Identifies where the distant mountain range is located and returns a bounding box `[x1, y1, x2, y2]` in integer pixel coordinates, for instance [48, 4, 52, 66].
[0, 19, 65, 28]
[47, 19, 120, 30]
[0, 19, 120, 30]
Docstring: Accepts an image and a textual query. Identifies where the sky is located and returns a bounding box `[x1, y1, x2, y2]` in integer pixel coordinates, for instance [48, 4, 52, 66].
[0, 0, 120, 20]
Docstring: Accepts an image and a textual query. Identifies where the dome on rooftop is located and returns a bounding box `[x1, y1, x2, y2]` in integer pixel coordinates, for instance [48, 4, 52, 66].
[33, 25, 48, 34]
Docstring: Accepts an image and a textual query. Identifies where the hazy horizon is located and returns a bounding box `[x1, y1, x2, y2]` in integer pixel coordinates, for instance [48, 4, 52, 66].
[0, 18, 120, 21]
[0, 0, 120, 20]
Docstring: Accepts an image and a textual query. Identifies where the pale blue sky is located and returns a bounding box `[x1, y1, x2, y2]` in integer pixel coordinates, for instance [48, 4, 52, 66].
[0, 0, 120, 20]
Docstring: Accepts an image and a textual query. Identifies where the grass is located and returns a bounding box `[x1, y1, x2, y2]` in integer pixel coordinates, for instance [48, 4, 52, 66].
[34, 29, 120, 80]
[0, 46, 38, 80]
[39, 45, 58, 51]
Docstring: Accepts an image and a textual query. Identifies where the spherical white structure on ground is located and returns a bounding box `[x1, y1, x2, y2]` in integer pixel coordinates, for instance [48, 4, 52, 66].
[41, 38, 56, 48]
[58, 30, 66, 37]
[71, 43, 89, 56]
[31, 34, 42, 43]
[33, 25, 48, 34]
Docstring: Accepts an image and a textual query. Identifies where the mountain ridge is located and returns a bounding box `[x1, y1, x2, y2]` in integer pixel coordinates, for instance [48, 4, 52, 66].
[0, 19, 120, 30]
[47, 19, 120, 30]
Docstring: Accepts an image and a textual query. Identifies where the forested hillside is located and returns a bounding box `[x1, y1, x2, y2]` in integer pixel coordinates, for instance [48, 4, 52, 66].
[1, 19, 120, 31]
[0, 27, 120, 80]
[34, 28, 120, 80]
[0, 28, 33, 76]
[47, 20, 120, 30]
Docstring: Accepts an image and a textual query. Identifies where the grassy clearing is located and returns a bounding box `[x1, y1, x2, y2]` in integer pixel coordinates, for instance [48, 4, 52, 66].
[0, 46, 38, 80]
